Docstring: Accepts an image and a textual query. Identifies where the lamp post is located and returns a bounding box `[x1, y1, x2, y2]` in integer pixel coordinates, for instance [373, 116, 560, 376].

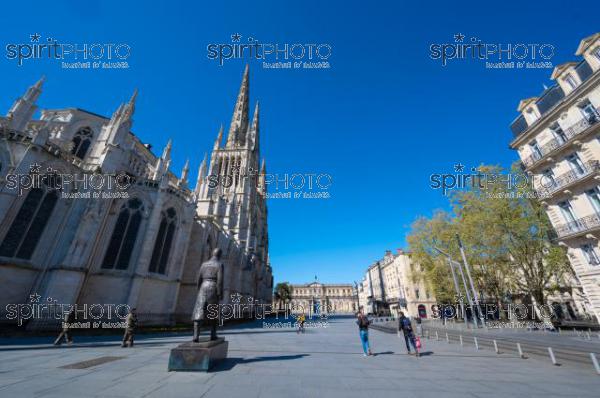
[456, 234, 485, 327]
[433, 246, 474, 327]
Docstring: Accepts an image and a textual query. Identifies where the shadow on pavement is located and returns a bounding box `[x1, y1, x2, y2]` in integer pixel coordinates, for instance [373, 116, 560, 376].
[373, 351, 395, 356]
[210, 354, 309, 372]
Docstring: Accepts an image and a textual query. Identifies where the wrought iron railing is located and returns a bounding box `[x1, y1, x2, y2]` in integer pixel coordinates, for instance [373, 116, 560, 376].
[536, 160, 600, 197]
[555, 213, 600, 239]
[522, 108, 600, 167]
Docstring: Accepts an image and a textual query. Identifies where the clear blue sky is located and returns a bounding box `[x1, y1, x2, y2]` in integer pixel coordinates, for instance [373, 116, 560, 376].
[1, 1, 599, 285]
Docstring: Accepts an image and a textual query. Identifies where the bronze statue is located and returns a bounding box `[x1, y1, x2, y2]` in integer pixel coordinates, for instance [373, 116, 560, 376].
[192, 248, 224, 342]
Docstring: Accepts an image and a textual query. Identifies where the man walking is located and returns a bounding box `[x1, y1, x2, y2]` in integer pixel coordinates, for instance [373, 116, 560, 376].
[53, 308, 75, 346]
[356, 309, 373, 356]
[398, 311, 419, 357]
[121, 307, 137, 347]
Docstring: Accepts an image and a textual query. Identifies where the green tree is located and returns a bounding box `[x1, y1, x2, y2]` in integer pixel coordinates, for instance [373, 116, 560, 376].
[408, 163, 570, 312]
[274, 282, 292, 310]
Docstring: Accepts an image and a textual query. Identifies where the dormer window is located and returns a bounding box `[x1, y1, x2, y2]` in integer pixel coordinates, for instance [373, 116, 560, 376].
[526, 107, 537, 118]
[564, 73, 578, 90]
[594, 47, 600, 62]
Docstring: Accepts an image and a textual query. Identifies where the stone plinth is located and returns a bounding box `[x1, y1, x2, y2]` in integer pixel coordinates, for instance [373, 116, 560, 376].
[168, 338, 228, 371]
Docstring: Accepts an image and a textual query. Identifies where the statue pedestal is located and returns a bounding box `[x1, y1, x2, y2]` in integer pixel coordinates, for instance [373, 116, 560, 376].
[168, 338, 228, 371]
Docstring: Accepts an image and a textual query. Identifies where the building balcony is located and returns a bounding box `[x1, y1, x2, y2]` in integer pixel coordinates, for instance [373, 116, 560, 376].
[536, 160, 600, 198]
[522, 108, 600, 168]
[555, 213, 600, 239]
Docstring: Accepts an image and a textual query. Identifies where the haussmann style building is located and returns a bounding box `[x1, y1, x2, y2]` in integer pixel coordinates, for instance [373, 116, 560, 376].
[509, 32, 600, 323]
[358, 249, 435, 318]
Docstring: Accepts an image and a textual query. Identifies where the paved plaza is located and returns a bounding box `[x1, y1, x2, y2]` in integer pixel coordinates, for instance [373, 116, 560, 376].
[1, 317, 599, 398]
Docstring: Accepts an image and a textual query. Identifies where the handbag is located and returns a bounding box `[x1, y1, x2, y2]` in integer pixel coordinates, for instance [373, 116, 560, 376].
[415, 336, 422, 349]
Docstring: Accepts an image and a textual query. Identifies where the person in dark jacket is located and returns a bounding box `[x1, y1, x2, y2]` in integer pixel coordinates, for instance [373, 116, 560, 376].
[121, 307, 137, 347]
[398, 311, 419, 356]
[356, 310, 373, 356]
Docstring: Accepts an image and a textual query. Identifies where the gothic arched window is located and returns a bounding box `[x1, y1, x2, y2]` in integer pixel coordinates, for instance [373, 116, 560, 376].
[148, 207, 177, 275]
[102, 198, 144, 270]
[0, 187, 58, 259]
[71, 127, 93, 159]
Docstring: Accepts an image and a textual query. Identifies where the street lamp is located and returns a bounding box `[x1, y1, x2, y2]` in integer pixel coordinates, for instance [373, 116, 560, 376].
[433, 246, 476, 328]
[456, 234, 486, 327]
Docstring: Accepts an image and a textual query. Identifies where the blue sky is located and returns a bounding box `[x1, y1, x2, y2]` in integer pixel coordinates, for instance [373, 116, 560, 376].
[1, 1, 599, 285]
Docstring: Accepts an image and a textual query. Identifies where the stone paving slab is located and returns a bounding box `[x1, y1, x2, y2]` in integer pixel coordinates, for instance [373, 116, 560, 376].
[0, 317, 599, 397]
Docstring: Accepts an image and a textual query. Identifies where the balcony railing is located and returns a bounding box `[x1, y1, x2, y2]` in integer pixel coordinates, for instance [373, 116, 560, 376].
[536, 160, 600, 197]
[522, 108, 600, 168]
[555, 213, 600, 239]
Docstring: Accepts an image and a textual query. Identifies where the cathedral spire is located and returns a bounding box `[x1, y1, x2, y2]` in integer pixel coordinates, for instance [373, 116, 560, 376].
[7, 76, 45, 131]
[226, 65, 250, 148]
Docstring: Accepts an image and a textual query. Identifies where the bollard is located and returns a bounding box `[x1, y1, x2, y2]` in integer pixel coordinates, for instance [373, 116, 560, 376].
[446, 332, 449, 343]
[493, 340, 499, 354]
[460, 335, 463, 346]
[435, 331, 439, 341]
[517, 343, 525, 359]
[590, 353, 600, 375]
[548, 347, 558, 366]
[474, 337, 479, 350]
[587, 332, 592, 340]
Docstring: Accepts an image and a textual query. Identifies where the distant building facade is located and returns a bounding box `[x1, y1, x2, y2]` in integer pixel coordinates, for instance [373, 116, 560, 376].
[509, 33, 600, 323]
[0, 67, 273, 329]
[288, 280, 357, 315]
[358, 249, 435, 318]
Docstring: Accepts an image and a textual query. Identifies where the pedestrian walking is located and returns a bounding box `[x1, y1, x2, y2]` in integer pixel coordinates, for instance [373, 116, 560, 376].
[121, 307, 137, 347]
[356, 310, 373, 356]
[398, 311, 419, 357]
[53, 308, 75, 346]
[415, 315, 423, 336]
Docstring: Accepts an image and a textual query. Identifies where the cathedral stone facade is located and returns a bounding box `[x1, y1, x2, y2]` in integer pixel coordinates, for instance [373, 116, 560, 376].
[0, 66, 273, 328]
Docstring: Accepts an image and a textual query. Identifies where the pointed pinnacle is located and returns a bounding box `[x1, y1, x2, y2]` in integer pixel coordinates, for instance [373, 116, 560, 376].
[162, 138, 172, 160]
[252, 101, 260, 127]
[34, 75, 46, 89]
[129, 88, 138, 105]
